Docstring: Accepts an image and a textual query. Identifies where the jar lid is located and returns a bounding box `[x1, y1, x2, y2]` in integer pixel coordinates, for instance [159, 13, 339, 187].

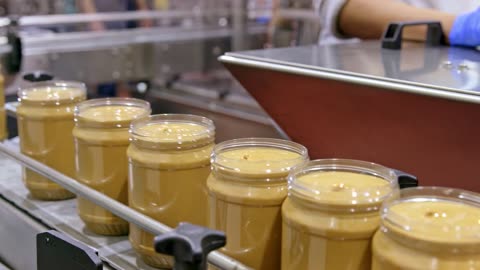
[288, 159, 399, 211]
[211, 138, 308, 181]
[381, 187, 480, 245]
[18, 80, 86, 105]
[130, 114, 215, 149]
[75, 98, 151, 128]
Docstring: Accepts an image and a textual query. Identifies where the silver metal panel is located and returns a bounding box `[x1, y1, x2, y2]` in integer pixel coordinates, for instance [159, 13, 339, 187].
[22, 44, 154, 84]
[9, 24, 266, 86]
[0, 261, 11, 270]
[0, 152, 142, 270]
[18, 10, 232, 27]
[21, 25, 266, 54]
[0, 194, 47, 270]
[223, 42, 480, 97]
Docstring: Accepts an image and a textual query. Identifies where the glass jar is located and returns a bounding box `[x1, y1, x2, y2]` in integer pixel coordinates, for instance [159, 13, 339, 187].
[17, 80, 86, 200]
[128, 114, 215, 268]
[207, 138, 308, 270]
[0, 73, 6, 140]
[282, 159, 400, 270]
[73, 98, 151, 235]
[372, 187, 480, 270]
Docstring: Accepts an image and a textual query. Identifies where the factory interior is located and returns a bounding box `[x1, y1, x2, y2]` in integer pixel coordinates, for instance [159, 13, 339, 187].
[0, 1, 479, 270]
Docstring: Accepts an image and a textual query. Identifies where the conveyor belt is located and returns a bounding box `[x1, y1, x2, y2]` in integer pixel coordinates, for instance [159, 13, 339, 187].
[0, 141, 157, 270]
[0, 262, 10, 270]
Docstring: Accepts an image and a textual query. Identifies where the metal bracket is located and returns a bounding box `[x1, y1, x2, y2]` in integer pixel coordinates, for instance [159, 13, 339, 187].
[37, 230, 102, 270]
[394, 169, 419, 189]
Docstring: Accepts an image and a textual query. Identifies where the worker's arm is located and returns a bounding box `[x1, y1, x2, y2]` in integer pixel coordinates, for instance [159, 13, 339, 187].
[338, 0, 455, 42]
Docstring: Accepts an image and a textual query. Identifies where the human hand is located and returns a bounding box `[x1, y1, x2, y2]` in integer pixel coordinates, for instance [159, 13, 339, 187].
[449, 8, 480, 47]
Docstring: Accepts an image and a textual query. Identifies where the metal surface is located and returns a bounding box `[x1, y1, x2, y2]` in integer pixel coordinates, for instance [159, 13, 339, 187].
[0, 149, 149, 270]
[148, 90, 284, 142]
[18, 10, 231, 27]
[221, 44, 480, 192]
[231, 0, 247, 51]
[37, 231, 103, 270]
[276, 8, 321, 22]
[0, 261, 10, 270]
[8, 24, 266, 87]
[0, 194, 47, 270]
[152, 84, 272, 125]
[221, 43, 480, 103]
[0, 142, 251, 270]
[22, 24, 266, 53]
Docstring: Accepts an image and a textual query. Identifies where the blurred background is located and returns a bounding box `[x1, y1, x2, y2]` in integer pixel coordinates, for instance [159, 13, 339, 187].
[0, 0, 323, 141]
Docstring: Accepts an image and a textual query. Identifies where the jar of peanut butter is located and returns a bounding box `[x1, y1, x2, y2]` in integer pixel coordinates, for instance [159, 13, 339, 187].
[0, 73, 6, 141]
[17, 81, 86, 200]
[282, 159, 400, 270]
[128, 114, 215, 268]
[73, 98, 151, 235]
[372, 186, 480, 270]
[207, 138, 308, 270]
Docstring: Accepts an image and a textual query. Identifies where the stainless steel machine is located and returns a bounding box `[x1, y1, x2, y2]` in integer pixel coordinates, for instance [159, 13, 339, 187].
[220, 21, 480, 193]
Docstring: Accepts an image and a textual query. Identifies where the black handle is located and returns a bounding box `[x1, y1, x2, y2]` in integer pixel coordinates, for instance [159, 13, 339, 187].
[5, 16, 22, 74]
[23, 71, 54, 82]
[382, 21, 445, 50]
[37, 230, 102, 270]
[394, 169, 419, 189]
[154, 223, 226, 270]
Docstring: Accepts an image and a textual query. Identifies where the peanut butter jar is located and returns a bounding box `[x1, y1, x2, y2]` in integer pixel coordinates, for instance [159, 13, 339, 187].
[282, 159, 400, 270]
[0, 73, 6, 140]
[372, 186, 480, 270]
[207, 138, 308, 270]
[73, 98, 151, 235]
[17, 80, 86, 200]
[128, 114, 215, 268]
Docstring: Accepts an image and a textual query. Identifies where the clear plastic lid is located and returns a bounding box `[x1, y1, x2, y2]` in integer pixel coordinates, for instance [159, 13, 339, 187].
[288, 159, 399, 212]
[211, 138, 308, 181]
[381, 187, 480, 247]
[18, 80, 86, 105]
[130, 114, 215, 150]
[74, 98, 151, 128]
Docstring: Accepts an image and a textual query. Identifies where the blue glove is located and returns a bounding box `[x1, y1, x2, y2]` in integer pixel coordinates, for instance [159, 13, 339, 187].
[449, 8, 480, 47]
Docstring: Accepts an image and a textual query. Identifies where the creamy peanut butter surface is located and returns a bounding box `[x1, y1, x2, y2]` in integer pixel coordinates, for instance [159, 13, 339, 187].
[372, 198, 480, 270]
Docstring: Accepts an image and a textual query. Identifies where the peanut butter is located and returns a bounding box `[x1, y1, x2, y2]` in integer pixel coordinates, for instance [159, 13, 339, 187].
[282, 159, 399, 270]
[17, 81, 86, 200]
[73, 98, 151, 235]
[372, 187, 480, 270]
[128, 114, 215, 268]
[207, 138, 308, 270]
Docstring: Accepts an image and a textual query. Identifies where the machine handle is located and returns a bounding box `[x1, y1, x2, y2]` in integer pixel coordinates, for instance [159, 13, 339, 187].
[5, 16, 22, 74]
[382, 21, 445, 50]
[154, 222, 226, 270]
[37, 230, 102, 270]
[394, 169, 419, 189]
[23, 71, 54, 82]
